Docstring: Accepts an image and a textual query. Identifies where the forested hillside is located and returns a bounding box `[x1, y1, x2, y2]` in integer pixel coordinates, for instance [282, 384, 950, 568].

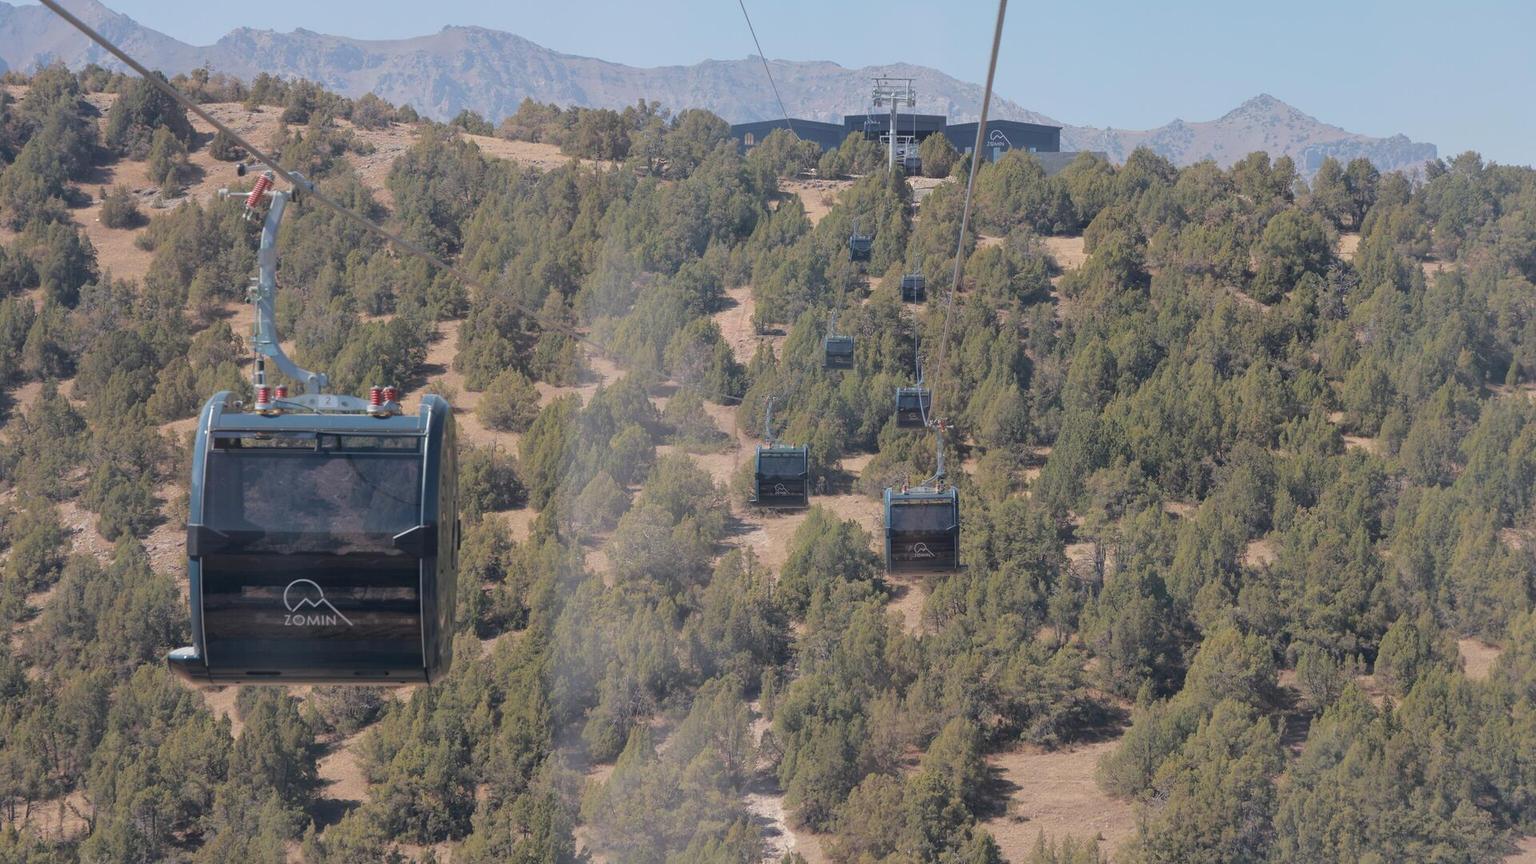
[0, 2, 1439, 176]
[3, 65, 1536, 864]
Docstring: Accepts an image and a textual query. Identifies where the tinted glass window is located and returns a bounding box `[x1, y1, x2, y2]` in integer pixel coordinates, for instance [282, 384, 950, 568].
[890, 499, 956, 531]
[758, 452, 807, 475]
[199, 434, 427, 672]
[204, 436, 422, 553]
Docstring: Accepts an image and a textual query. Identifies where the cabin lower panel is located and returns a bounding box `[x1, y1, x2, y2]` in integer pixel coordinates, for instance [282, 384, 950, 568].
[754, 479, 810, 509]
[885, 530, 960, 572]
[167, 649, 429, 685]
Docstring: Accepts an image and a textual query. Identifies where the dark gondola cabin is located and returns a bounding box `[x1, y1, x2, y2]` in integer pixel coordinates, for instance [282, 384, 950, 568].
[883, 486, 960, 572]
[903, 154, 922, 175]
[753, 444, 810, 508]
[824, 333, 855, 370]
[900, 273, 927, 303]
[169, 392, 458, 685]
[849, 231, 873, 262]
[894, 386, 932, 429]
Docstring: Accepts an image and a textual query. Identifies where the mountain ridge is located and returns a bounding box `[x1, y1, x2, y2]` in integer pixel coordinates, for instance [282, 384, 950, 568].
[0, 1, 1436, 174]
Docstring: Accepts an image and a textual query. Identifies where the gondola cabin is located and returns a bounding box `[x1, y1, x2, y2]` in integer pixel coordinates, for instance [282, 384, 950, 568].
[900, 273, 927, 303]
[824, 333, 855, 370]
[903, 154, 922, 175]
[169, 391, 458, 685]
[849, 231, 873, 262]
[753, 444, 810, 508]
[894, 386, 932, 429]
[883, 486, 960, 572]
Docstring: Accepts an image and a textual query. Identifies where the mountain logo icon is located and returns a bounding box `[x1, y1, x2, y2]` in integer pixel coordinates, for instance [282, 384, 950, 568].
[282, 579, 354, 627]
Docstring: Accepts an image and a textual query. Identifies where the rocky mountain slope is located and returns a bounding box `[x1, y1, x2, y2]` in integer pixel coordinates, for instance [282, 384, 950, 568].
[0, 0, 1436, 173]
[1063, 94, 1437, 174]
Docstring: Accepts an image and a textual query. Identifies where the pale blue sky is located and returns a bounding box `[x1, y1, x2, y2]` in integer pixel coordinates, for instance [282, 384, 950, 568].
[23, 0, 1536, 164]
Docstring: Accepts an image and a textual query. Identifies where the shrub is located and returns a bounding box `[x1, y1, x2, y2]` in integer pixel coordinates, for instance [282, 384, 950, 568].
[98, 185, 142, 229]
[460, 445, 523, 519]
[208, 128, 245, 161]
[475, 369, 540, 433]
[570, 471, 629, 535]
[918, 132, 959, 178]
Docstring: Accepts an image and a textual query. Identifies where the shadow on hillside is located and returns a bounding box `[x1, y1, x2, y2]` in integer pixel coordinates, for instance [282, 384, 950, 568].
[821, 466, 861, 496]
[1273, 684, 1315, 754]
[307, 739, 362, 831]
[78, 161, 116, 188]
[1070, 704, 1132, 744]
[188, 129, 216, 156]
[308, 796, 359, 832]
[721, 512, 761, 543]
[177, 159, 208, 190]
[409, 360, 448, 393]
[709, 291, 739, 317]
[974, 765, 1021, 820]
[743, 768, 791, 848]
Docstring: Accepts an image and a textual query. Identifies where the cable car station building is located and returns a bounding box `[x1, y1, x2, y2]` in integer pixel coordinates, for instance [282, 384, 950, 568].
[730, 113, 1086, 173]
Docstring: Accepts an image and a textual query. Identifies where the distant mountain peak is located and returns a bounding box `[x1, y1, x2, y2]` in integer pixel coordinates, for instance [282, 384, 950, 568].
[1220, 93, 1313, 124]
[1061, 90, 1434, 175]
[0, 1, 1437, 175]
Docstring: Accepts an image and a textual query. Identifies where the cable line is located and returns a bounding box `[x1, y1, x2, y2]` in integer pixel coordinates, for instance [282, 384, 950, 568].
[929, 0, 1008, 423]
[735, 0, 797, 139]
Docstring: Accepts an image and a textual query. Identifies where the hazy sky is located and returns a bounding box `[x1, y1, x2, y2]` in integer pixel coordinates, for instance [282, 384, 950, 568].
[22, 0, 1536, 164]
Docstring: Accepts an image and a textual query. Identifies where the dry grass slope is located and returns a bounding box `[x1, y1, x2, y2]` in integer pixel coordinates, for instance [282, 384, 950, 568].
[983, 739, 1135, 861]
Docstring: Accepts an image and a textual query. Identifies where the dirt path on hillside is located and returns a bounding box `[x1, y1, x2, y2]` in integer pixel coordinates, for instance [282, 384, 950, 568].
[1506, 836, 1536, 863]
[713, 284, 783, 366]
[1336, 232, 1360, 263]
[1040, 235, 1086, 327]
[746, 700, 829, 864]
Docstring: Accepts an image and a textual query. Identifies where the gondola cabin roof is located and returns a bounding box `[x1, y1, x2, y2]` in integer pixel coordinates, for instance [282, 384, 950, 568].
[755, 444, 809, 475]
[884, 485, 959, 523]
[824, 333, 855, 353]
[199, 397, 438, 435]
